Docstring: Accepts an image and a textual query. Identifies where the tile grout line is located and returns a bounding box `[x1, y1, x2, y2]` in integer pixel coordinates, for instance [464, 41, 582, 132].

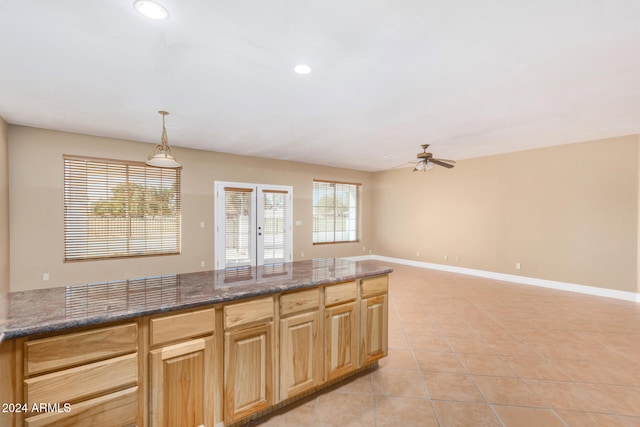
[390, 280, 444, 426]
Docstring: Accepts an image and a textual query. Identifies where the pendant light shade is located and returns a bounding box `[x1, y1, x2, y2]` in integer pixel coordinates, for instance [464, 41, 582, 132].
[147, 111, 181, 168]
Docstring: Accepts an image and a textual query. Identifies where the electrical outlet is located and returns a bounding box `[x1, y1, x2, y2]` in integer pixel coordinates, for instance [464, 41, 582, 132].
[201, 261, 205, 268]
[444, 255, 448, 261]
[416, 251, 420, 257]
[516, 262, 521, 270]
[43, 273, 49, 281]
[301, 251, 304, 257]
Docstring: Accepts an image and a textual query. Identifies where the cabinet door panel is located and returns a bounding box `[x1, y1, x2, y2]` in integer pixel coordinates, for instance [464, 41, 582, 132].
[149, 337, 214, 427]
[361, 294, 388, 366]
[280, 311, 322, 400]
[325, 302, 358, 381]
[224, 323, 273, 423]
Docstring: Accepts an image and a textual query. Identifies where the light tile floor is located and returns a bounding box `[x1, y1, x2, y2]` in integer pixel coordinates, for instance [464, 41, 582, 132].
[251, 264, 640, 426]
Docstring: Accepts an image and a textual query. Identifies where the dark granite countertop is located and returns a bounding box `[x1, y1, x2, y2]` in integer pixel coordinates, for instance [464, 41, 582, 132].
[0, 258, 392, 341]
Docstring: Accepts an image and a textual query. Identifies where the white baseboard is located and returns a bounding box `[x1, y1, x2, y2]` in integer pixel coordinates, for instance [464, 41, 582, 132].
[344, 255, 640, 303]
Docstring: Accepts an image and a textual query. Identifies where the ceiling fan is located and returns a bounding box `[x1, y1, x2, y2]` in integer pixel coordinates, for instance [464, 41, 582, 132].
[412, 144, 456, 172]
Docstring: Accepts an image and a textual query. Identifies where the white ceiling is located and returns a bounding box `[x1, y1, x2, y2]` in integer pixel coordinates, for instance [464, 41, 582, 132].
[1, 1, 639, 172]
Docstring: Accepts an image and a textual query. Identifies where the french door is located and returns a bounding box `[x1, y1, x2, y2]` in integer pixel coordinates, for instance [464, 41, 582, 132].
[215, 182, 293, 269]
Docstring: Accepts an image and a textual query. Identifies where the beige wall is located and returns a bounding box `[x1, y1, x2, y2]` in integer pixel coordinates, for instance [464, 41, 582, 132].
[0, 116, 8, 294]
[8, 126, 374, 291]
[372, 135, 639, 293]
[7, 125, 640, 295]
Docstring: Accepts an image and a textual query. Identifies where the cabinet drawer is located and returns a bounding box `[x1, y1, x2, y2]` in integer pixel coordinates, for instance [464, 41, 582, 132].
[24, 353, 138, 405]
[361, 275, 388, 298]
[224, 296, 274, 329]
[24, 323, 138, 376]
[324, 281, 357, 307]
[150, 308, 215, 346]
[24, 386, 138, 427]
[280, 288, 320, 317]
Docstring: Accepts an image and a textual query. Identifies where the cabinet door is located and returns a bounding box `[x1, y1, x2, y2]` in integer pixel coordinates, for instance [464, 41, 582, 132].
[224, 322, 273, 423]
[149, 336, 215, 427]
[325, 302, 358, 381]
[280, 310, 322, 400]
[360, 294, 388, 366]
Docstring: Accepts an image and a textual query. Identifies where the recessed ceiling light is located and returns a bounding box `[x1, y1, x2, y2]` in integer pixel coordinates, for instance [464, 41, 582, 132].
[294, 64, 312, 75]
[134, 0, 169, 20]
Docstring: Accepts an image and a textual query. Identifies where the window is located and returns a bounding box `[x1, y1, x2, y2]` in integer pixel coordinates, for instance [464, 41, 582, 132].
[312, 180, 360, 244]
[64, 156, 181, 261]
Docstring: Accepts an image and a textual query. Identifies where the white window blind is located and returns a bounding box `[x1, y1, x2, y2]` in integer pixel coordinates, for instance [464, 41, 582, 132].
[261, 189, 288, 263]
[64, 156, 181, 261]
[224, 187, 254, 267]
[312, 180, 360, 244]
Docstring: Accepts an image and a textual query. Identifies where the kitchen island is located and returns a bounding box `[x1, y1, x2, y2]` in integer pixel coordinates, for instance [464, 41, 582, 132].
[0, 258, 392, 427]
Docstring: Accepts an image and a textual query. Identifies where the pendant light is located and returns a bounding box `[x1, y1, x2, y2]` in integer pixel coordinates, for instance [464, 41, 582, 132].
[146, 111, 181, 168]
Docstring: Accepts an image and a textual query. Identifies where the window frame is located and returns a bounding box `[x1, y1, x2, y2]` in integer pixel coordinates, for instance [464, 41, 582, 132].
[213, 181, 293, 269]
[312, 179, 361, 245]
[63, 155, 181, 262]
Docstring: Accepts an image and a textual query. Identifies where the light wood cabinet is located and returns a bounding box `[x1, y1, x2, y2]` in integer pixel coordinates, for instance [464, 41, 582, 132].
[149, 337, 215, 427]
[24, 387, 138, 427]
[224, 297, 274, 424]
[360, 294, 388, 365]
[24, 323, 138, 376]
[24, 353, 137, 405]
[325, 303, 358, 380]
[22, 323, 140, 427]
[324, 281, 359, 381]
[360, 276, 389, 366]
[148, 308, 216, 427]
[150, 308, 216, 346]
[0, 272, 390, 427]
[279, 289, 322, 400]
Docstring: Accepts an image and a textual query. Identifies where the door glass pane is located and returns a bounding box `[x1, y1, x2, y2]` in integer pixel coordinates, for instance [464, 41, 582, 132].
[261, 190, 287, 264]
[225, 189, 253, 267]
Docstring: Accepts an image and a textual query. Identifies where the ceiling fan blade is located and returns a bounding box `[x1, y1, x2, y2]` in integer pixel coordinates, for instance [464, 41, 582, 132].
[431, 159, 455, 169]
[432, 158, 456, 164]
